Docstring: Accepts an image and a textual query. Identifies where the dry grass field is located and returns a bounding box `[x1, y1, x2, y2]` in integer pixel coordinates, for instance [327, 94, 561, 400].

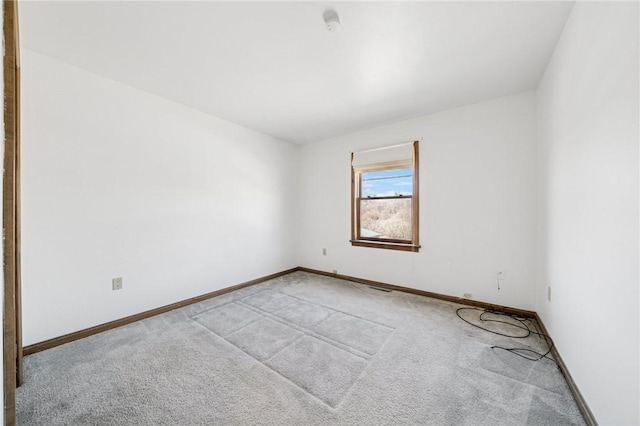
[360, 198, 412, 240]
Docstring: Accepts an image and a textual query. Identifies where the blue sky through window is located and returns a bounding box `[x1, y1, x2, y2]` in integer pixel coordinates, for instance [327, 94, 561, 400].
[361, 167, 413, 197]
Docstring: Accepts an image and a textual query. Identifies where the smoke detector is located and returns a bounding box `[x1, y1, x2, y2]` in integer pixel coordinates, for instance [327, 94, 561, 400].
[323, 10, 341, 32]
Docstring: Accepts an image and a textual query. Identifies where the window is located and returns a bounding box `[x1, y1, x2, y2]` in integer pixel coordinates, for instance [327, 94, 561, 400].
[351, 141, 420, 252]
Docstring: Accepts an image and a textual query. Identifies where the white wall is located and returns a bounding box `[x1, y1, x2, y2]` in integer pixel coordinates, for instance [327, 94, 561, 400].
[298, 91, 538, 310]
[536, 2, 639, 424]
[20, 49, 299, 346]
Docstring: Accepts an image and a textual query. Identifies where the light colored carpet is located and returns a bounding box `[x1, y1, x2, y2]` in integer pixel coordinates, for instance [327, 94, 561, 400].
[17, 271, 585, 425]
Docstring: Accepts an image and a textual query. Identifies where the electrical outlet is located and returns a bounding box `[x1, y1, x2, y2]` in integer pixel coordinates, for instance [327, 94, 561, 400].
[463, 292, 472, 299]
[547, 286, 551, 302]
[322, 248, 327, 256]
[112, 277, 123, 291]
[332, 269, 337, 275]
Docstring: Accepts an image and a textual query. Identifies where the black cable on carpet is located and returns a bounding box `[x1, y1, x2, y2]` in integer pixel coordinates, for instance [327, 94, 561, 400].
[456, 307, 557, 364]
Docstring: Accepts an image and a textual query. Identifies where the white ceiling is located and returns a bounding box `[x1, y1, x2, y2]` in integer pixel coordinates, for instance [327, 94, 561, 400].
[19, 1, 574, 144]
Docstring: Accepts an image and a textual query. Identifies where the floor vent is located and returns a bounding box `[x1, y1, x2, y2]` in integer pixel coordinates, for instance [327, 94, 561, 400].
[369, 286, 392, 293]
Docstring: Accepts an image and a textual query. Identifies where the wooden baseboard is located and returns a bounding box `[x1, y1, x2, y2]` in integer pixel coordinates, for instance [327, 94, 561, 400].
[23, 267, 298, 356]
[534, 313, 598, 426]
[23, 266, 534, 355]
[297, 267, 537, 318]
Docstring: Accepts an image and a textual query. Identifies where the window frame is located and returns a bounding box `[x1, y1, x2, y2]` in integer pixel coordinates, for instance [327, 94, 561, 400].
[350, 141, 420, 252]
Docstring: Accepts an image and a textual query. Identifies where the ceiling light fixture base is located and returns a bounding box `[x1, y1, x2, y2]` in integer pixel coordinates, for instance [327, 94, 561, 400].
[323, 10, 341, 33]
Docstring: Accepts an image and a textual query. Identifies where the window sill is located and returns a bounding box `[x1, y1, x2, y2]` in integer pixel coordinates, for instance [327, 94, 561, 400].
[350, 240, 421, 252]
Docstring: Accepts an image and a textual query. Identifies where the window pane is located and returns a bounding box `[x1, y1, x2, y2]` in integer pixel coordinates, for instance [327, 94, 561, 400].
[360, 198, 412, 241]
[361, 168, 413, 198]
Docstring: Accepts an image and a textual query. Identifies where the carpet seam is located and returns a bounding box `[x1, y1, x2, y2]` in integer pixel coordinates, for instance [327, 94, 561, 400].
[275, 285, 395, 330]
[191, 319, 343, 410]
[332, 325, 396, 410]
[235, 300, 373, 361]
[192, 302, 265, 338]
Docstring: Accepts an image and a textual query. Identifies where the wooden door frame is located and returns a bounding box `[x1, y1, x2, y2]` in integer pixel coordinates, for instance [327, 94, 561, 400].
[3, 0, 22, 425]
